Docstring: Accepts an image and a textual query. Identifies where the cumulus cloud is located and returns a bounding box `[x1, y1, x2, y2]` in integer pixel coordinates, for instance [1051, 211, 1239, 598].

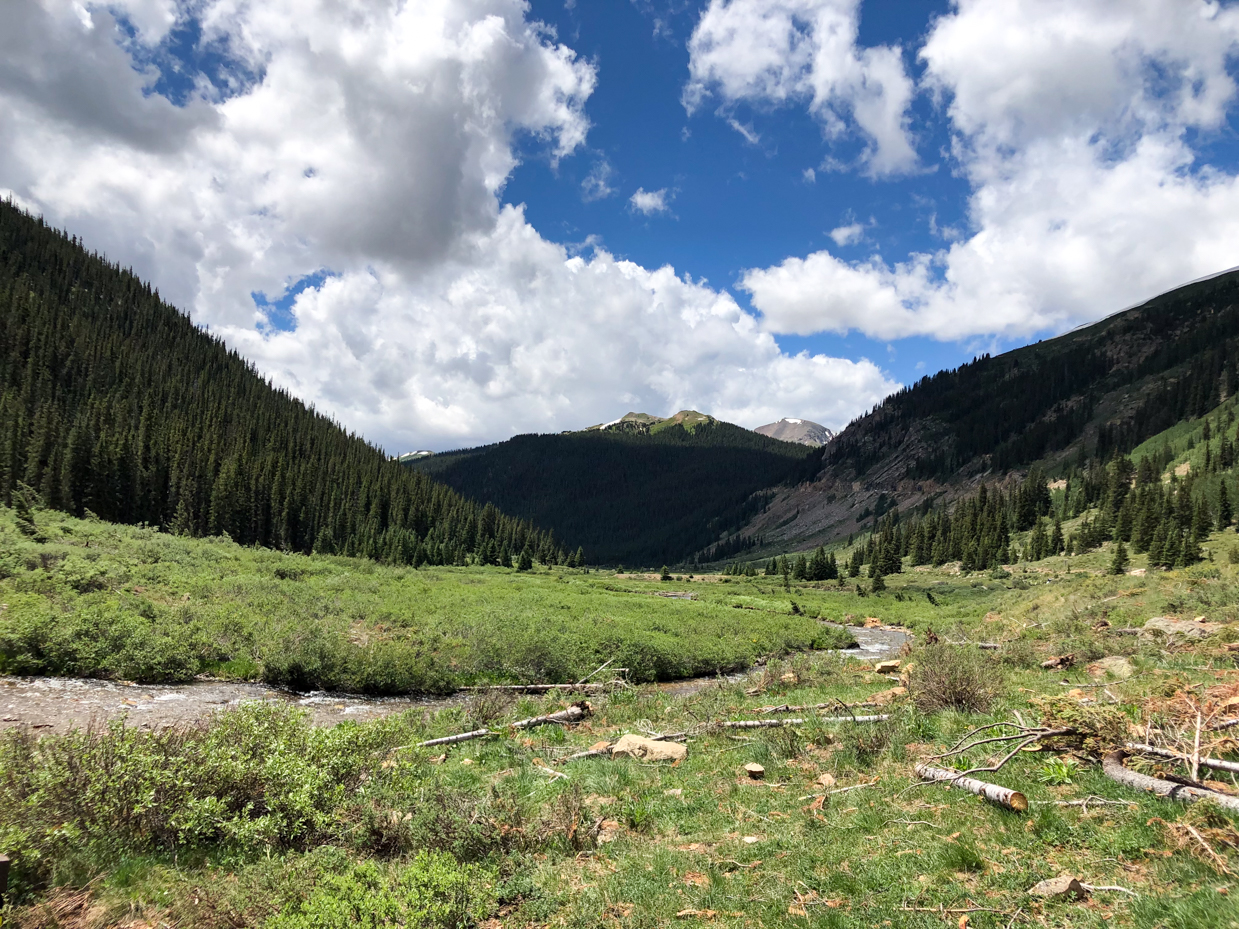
[684, 0, 918, 176]
[0, 0, 897, 449]
[828, 222, 863, 246]
[629, 186, 672, 215]
[744, 0, 1239, 342]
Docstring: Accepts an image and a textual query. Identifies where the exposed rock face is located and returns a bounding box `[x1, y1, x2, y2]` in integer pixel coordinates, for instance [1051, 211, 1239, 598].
[754, 418, 835, 447]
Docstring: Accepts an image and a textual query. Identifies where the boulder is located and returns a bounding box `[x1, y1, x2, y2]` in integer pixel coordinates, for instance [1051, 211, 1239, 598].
[1140, 616, 1220, 643]
[874, 660, 901, 674]
[611, 735, 687, 762]
[1087, 656, 1134, 680]
[869, 686, 907, 705]
[743, 763, 765, 780]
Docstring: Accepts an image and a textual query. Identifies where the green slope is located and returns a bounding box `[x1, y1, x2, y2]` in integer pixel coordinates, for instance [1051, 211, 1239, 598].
[0, 201, 561, 566]
[410, 416, 813, 566]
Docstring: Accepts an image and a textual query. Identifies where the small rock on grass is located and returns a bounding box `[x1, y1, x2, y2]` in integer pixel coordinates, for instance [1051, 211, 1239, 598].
[816, 772, 836, 788]
[1028, 874, 1086, 899]
[1087, 656, 1133, 680]
[744, 762, 765, 780]
[874, 659, 901, 674]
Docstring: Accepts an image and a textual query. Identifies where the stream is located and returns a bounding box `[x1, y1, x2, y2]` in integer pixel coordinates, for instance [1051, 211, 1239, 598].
[0, 623, 908, 732]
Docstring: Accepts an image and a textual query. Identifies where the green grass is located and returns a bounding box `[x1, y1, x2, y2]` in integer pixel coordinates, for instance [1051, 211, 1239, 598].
[6, 507, 1239, 925]
[0, 506, 853, 693]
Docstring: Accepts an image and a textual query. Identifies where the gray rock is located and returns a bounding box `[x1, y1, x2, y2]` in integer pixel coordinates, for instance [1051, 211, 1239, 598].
[1140, 616, 1219, 642]
[1028, 874, 1086, 898]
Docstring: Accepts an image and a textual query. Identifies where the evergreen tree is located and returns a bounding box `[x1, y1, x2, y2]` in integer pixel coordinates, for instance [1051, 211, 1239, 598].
[1110, 541, 1129, 575]
[1220, 482, 1234, 530]
[517, 546, 533, 571]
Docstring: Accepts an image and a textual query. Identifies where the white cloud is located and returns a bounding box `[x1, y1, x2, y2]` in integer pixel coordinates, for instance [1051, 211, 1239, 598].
[684, 0, 918, 176]
[802, 167, 815, 183]
[581, 158, 616, 201]
[0, 0, 897, 449]
[629, 186, 672, 215]
[828, 222, 863, 246]
[744, 0, 1239, 342]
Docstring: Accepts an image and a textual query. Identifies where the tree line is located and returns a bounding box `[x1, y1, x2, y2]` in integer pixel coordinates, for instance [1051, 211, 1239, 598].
[0, 201, 572, 568]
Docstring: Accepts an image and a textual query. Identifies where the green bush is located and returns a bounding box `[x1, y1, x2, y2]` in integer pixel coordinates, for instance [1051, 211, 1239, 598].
[266, 853, 488, 929]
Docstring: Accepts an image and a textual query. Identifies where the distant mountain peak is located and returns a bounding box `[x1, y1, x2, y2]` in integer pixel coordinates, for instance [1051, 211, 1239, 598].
[755, 418, 835, 447]
[586, 410, 716, 435]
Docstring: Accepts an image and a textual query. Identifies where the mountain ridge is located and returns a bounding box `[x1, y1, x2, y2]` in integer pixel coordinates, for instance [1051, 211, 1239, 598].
[735, 267, 1239, 555]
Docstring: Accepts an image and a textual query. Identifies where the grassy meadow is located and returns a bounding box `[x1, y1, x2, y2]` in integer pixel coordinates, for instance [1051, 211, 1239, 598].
[3, 502, 1239, 926]
[0, 507, 852, 693]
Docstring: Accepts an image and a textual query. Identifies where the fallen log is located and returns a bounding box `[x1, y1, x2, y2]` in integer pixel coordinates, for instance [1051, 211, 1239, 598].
[720, 715, 889, 729]
[913, 763, 1029, 812]
[415, 702, 592, 749]
[417, 728, 494, 748]
[1102, 750, 1239, 812]
[461, 683, 613, 693]
[510, 701, 592, 730]
[1126, 742, 1239, 776]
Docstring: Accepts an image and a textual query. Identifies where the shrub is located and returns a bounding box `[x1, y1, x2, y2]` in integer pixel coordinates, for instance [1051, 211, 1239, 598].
[265, 852, 488, 929]
[907, 644, 1000, 714]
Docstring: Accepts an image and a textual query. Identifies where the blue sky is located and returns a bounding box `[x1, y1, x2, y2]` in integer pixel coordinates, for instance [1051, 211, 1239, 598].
[3, 1, 1239, 452]
[507, 0, 974, 386]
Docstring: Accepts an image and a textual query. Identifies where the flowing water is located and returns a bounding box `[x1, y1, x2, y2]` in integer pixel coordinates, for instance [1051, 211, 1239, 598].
[0, 623, 909, 732]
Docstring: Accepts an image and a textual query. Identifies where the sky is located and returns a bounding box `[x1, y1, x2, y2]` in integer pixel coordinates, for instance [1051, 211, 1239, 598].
[3, 1, 1239, 454]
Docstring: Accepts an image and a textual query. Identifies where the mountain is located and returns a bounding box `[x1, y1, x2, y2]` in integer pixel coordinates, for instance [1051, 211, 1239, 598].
[0, 201, 564, 567]
[407, 414, 813, 565]
[586, 409, 715, 435]
[739, 267, 1239, 553]
[755, 418, 835, 447]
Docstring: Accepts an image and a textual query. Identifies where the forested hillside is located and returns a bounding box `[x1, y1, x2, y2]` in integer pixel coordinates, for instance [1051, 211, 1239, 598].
[410, 418, 813, 565]
[745, 268, 1239, 551]
[0, 202, 565, 567]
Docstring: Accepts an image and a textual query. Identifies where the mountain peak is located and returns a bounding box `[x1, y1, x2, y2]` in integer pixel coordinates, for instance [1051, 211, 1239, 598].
[754, 418, 835, 447]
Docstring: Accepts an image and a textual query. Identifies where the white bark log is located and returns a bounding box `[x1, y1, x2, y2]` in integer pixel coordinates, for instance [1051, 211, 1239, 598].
[914, 763, 1029, 812]
[1126, 742, 1239, 776]
[417, 728, 494, 748]
[510, 701, 592, 730]
[1102, 751, 1239, 812]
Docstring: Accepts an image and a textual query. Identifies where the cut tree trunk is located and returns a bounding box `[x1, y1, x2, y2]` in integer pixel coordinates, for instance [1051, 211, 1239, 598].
[1103, 751, 1239, 811]
[914, 763, 1029, 812]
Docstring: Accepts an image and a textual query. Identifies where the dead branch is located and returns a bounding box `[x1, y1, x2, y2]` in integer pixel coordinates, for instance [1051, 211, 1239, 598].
[752, 699, 879, 715]
[1102, 751, 1239, 812]
[461, 683, 614, 694]
[1080, 883, 1139, 898]
[416, 728, 495, 748]
[415, 702, 592, 749]
[510, 701, 592, 730]
[914, 763, 1029, 811]
[719, 714, 889, 729]
[1125, 742, 1239, 776]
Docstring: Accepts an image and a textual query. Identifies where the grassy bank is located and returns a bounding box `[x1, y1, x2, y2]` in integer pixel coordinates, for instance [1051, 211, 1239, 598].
[4, 532, 1239, 926]
[0, 507, 852, 693]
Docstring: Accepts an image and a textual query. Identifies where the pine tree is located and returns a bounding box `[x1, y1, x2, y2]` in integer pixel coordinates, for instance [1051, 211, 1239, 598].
[1220, 482, 1233, 530]
[517, 546, 533, 571]
[660, 564, 671, 581]
[1109, 540, 1129, 575]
